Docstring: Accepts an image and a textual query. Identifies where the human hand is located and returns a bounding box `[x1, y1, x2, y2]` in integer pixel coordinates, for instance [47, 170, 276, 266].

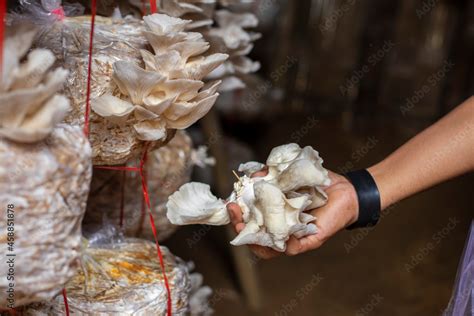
[227, 170, 359, 258]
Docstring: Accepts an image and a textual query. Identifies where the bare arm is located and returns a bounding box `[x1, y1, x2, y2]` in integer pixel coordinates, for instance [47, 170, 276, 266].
[228, 96, 474, 257]
[368, 96, 474, 210]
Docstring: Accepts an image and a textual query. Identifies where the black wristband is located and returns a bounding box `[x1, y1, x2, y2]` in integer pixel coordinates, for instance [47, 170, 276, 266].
[344, 169, 381, 230]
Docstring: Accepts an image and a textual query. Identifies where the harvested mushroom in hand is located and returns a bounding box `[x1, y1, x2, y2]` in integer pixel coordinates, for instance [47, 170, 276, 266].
[166, 143, 330, 252]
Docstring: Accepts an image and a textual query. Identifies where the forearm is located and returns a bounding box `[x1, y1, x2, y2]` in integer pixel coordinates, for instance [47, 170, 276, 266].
[368, 96, 474, 209]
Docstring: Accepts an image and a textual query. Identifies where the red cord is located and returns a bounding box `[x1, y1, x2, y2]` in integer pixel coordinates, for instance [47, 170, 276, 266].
[83, 0, 97, 137]
[150, 0, 157, 14]
[81, 0, 170, 310]
[138, 191, 146, 235]
[0, 0, 6, 76]
[62, 288, 70, 316]
[139, 143, 172, 316]
[0, 308, 17, 316]
[119, 170, 126, 227]
[141, 0, 147, 16]
[51, 7, 65, 21]
[93, 145, 173, 316]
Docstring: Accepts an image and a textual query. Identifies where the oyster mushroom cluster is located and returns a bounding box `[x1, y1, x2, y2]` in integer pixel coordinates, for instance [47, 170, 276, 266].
[166, 143, 331, 252]
[23, 239, 210, 315]
[34, 13, 227, 165]
[159, 0, 217, 30]
[84, 130, 214, 241]
[158, 0, 260, 91]
[92, 13, 228, 145]
[204, 9, 261, 91]
[0, 26, 70, 143]
[0, 26, 93, 308]
[217, 0, 255, 5]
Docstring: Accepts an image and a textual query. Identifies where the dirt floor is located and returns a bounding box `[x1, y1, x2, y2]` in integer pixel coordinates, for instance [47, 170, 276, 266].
[165, 114, 473, 316]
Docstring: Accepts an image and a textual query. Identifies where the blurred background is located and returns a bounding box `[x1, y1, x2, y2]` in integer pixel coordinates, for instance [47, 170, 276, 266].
[8, 0, 471, 314]
[164, 0, 473, 315]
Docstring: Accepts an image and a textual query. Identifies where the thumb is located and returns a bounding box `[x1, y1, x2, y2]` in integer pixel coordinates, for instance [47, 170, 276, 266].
[227, 202, 243, 226]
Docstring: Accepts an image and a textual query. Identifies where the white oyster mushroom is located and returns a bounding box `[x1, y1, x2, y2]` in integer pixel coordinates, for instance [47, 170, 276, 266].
[91, 94, 135, 125]
[112, 61, 166, 105]
[203, 10, 261, 92]
[266, 143, 302, 170]
[231, 181, 313, 251]
[143, 13, 190, 34]
[133, 120, 168, 141]
[229, 175, 257, 222]
[238, 161, 265, 176]
[10, 49, 56, 90]
[150, 2, 259, 91]
[91, 14, 228, 143]
[160, 0, 203, 17]
[0, 26, 37, 92]
[288, 187, 328, 210]
[0, 95, 69, 143]
[157, 0, 216, 30]
[166, 143, 330, 252]
[264, 144, 331, 188]
[218, 0, 255, 5]
[211, 10, 259, 49]
[276, 159, 329, 192]
[0, 27, 70, 143]
[167, 182, 229, 225]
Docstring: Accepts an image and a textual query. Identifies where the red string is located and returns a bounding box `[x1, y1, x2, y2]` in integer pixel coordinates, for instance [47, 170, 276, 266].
[92, 146, 173, 316]
[0, 0, 6, 76]
[150, 0, 157, 14]
[83, 0, 97, 137]
[119, 170, 126, 227]
[62, 288, 70, 316]
[51, 7, 65, 21]
[81, 0, 170, 310]
[141, 0, 147, 16]
[0, 308, 16, 316]
[139, 143, 172, 316]
[138, 191, 146, 235]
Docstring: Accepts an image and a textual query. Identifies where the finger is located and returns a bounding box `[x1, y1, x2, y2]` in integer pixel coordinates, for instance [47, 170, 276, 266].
[285, 234, 325, 256]
[285, 236, 303, 256]
[310, 196, 350, 239]
[226, 202, 243, 226]
[327, 170, 339, 179]
[235, 223, 245, 233]
[251, 167, 268, 178]
[250, 245, 281, 259]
